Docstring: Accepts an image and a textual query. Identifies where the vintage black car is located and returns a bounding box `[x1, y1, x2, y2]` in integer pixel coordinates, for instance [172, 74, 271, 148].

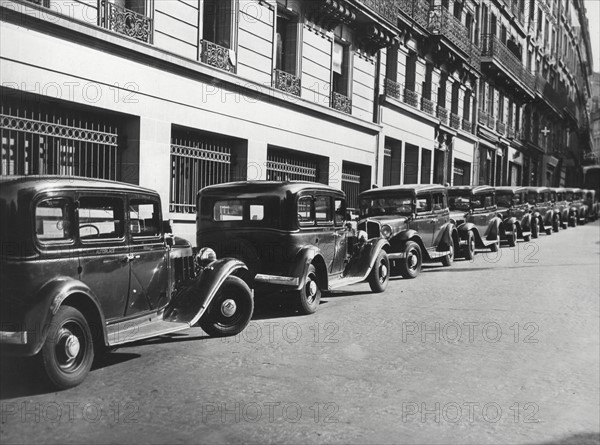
[583, 189, 598, 221]
[565, 188, 589, 226]
[495, 186, 533, 245]
[551, 187, 570, 230]
[196, 181, 390, 315]
[357, 184, 458, 278]
[447, 186, 502, 259]
[0, 177, 253, 389]
[524, 187, 558, 236]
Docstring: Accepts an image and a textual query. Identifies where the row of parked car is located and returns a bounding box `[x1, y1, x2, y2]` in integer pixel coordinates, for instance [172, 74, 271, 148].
[1, 177, 597, 389]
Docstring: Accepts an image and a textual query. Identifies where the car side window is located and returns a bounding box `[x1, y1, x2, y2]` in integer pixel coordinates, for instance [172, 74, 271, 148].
[298, 196, 314, 226]
[78, 196, 124, 241]
[432, 193, 445, 212]
[35, 198, 73, 244]
[416, 196, 431, 213]
[334, 199, 345, 226]
[129, 198, 161, 238]
[471, 197, 483, 209]
[483, 195, 493, 208]
[315, 196, 332, 225]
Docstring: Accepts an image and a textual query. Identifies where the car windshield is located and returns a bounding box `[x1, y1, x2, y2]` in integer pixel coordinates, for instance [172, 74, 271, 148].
[448, 194, 471, 211]
[359, 194, 413, 217]
[496, 192, 514, 208]
[526, 192, 540, 204]
[565, 192, 574, 201]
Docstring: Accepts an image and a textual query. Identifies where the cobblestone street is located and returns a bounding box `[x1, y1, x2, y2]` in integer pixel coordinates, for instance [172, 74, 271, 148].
[1, 221, 599, 445]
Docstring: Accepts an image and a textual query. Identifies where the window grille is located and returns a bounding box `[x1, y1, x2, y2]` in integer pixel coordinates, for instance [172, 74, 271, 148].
[342, 166, 362, 211]
[170, 131, 232, 213]
[266, 151, 318, 182]
[1, 100, 120, 180]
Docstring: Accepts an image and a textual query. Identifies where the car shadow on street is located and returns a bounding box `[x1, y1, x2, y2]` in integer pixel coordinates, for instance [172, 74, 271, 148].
[534, 432, 600, 445]
[0, 352, 140, 399]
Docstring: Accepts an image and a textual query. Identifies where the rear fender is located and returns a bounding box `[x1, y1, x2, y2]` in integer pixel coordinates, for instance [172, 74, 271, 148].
[290, 246, 327, 291]
[165, 259, 248, 326]
[16, 278, 106, 356]
[436, 224, 457, 250]
[484, 217, 502, 241]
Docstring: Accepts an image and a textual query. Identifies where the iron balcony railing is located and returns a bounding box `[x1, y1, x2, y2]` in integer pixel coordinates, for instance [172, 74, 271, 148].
[421, 97, 435, 115]
[398, 0, 430, 27]
[403, 87, 419, 107]
[428, 6, 480, 67]
[437, 105, 448, 125]
[496, 120, 506, 135]
[481, 34, 534, 94]
[273, 69, 301, 96]
[331, 91, 352, 114]
[462, 118, 473, 133]
[100, 1, 153, 43]
[357, 0, 398, 24]
[201, 40, 236, 73]
[450, 112, 461, 129]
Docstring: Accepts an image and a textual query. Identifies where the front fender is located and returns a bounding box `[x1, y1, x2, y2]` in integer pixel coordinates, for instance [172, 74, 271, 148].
[521, 213, 532, 231]
[11, 277, 106, 356]
[436, 223, 457, 250]
[457, 223, 476, 239]
[165, 259, 248, 326]
[484, 217, 502, 240]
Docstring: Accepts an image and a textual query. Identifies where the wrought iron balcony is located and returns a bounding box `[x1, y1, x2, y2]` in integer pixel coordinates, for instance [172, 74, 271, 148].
[357, 0, 398, 24]
[384, 78, 402, 99]
[331, 91, 352, 114]
[480, 34, 534, 95]
[428, 6, 480, 67]
[100, 1, 153, 43]
[450, 113, 461, 130]
[201, 40, 236, 73]
[462, 118, 473, 133]
[403, 87, 419, 107]
[478, 109, 490, 127]
[496, 120, 506, 135]
[398, 0, 431, 27]
[273, 69, 301, 96]
[421, 97, 435, 115]
[506, 125, 515, 139]
[437, 105, 449, 125]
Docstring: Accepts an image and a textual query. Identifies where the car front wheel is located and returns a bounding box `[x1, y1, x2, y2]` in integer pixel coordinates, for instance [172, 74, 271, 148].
[507, 224, 517, 247]
[199, 276, 254, 337]
[399, 241, 422, 279]
[531, 219, 539, 238]
[368, 250, 390, 292]
[39, 306, 94, 390]
[462, 231, 475, 260]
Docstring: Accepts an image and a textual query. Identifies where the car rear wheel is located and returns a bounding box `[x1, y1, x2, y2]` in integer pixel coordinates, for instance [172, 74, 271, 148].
[199, 276, 254, 337]
[440, 242, 454, 267]
[39, 306, 94, 390]
[399, 241, 422, 279]
[368, 250, 390, 293]
[462, 231, 475, 260]
[296, 264, 321, 315]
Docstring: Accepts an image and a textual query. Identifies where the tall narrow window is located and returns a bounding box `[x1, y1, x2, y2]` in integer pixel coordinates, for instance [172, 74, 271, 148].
[273, 6, 300, 96]
[276, 12, 298, 75]
[203, 0, 233, 48]
[332, 40, 351, 97]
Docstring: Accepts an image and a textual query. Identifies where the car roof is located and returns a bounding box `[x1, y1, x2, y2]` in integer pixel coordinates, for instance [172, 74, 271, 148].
[198, 181, 344, 198]
[359, 183, 446, 197]
[522, 186, 551, 193]
[551, 187, 567, 193]
[447, 185, 495, 195]
[565, 187, 582, 192]
[0, 175, 159, 200]
[495, 186, 527, 193]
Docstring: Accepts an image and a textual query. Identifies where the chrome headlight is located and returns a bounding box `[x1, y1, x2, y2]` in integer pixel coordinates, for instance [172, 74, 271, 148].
[380, 224, 393, 239]
[196, 247, 217, 267]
